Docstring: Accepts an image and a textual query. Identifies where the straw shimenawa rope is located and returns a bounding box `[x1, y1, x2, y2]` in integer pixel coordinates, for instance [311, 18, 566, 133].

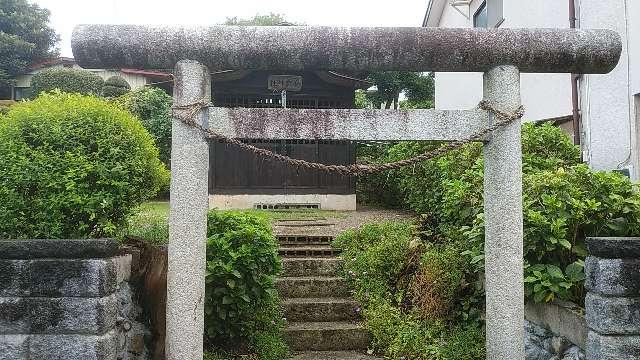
[172, 100, 524, 176]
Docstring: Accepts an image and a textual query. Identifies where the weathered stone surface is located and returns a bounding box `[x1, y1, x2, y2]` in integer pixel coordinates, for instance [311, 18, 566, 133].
[0, 239, 118, 259]
[284, 298, 360, 322]
[0, 259, 117, 297]
[0, 295, 117, 334]
[209, 108, 490, 141]
[28, 330, 118, 360]
[285, 321, 369, 351]
[585, 256, 640, 296]
[167, 60, 210, 360]
[525, 301, 587, 349]
[483, 65, 524, 359]
[586, 237, 640, 259]
[0, 334, 28, 360]
[276, 277, 350, 298]
[0, 331, 118, 360]
[72, 25, 621, 74]
[585, 293, 640, 335]
[116, 283, 151, 360]
[525, 320, 586, 360]
[291, 351, 382, 360]
[281, 258, 341, 277]
[586, 332, 640, 359]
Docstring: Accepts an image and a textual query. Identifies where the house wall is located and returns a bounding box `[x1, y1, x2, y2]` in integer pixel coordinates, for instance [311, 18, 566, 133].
[12, 65, 149, 100]
[433, 0, 572, 122]
[578, 0, 639, 178]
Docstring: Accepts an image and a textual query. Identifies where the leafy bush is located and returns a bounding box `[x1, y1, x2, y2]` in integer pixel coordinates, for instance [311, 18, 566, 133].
[118, 87, 172, 168]
[357, 123, 640, 305]
[333, 221, 416, 302]
[336, 222, 485, 359]
[409, 244, 466, 321]
[103, 75, 131, 97]
[31, 68, 104, 97]
[204, 211, 287, 359]
[0, 92, 169, 239]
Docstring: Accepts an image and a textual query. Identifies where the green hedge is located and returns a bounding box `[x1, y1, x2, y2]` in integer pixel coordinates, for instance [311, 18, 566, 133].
[357, 123, 640, 305]
[31, 68, 104, 97]
[205, 211, 288, 360]
[118, 87, 172, 168]
[103, 75, 131, 97]
[0, 92, 169, 239]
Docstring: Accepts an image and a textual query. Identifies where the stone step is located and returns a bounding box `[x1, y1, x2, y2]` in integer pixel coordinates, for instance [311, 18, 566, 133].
[281, 258, 342, 277]
[284, 298, 360, 322]
[291, 351, 382, 360]
[276, 277, 350, 298]
[284, 322, 369, 351]
[279, 246, 340, 257]
[277, 235, 334, 246]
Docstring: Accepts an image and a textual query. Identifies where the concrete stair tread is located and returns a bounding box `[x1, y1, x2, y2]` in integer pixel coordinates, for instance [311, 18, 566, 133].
[291, 351, 381, 360]
[286, 321, 364, 331]
[282, 257, 342, 261]
[280, 246, 336, 250]
[278, 276, 344, 281]
[284, 297, 357, 304]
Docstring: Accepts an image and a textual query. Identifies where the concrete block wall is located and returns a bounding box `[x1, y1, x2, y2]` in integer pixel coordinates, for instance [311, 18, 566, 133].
[0, 239, 140, 360]
[585, 237, 640, 359]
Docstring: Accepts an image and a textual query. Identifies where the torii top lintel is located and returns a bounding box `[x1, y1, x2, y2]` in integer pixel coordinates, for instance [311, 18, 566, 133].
[71, 25, 621, 74]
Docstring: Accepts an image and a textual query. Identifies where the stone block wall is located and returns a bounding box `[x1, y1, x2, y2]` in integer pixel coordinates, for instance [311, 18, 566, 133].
[525, 301, 586, 360]
[0, 239, 149, 360]
[585, 237, 640, 359]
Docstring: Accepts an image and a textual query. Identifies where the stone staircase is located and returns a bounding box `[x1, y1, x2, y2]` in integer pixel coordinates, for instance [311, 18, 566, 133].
[275, 232, 376, 359]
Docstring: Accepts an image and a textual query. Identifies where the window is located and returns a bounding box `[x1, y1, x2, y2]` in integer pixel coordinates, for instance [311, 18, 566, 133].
[474, 2, 488, 28]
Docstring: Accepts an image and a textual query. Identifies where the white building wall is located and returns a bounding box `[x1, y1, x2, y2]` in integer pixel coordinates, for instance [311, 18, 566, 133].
[578, 0, 638, 178]
[434, 0, 572, 121]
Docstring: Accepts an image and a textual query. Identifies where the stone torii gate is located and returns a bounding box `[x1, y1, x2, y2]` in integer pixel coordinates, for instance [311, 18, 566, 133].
[72, 25, 621, 360]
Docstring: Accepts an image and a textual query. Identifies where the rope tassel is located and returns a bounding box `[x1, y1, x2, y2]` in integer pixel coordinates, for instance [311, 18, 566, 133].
[172, 101, 525, 176]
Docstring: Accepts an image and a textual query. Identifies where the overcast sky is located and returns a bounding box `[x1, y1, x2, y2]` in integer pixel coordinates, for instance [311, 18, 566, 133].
[33, 0, 428, 57]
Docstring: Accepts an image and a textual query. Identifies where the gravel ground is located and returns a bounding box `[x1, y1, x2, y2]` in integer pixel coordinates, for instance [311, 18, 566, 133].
[273, 206, 415, 236]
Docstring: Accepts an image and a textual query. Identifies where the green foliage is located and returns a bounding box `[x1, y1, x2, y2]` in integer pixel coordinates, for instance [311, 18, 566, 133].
[357, 122, 640, 305]
[123, 202, 169, 245]
[224, 13, 300, 26]
[204, 211, 287, 358]
[31, 68, 104, 97]
[337, 222, 485, 359]
[0, 92, 169, 239]
[102, 75, 131, 98]
[333, 221, 415, 302]
[365, 72, 434, 109]
[118, 87, 172, 168]
[0, 0, 59, 89]
[410, 244, 466, 321]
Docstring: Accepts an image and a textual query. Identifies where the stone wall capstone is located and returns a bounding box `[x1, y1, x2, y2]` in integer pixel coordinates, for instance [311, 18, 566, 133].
[585, 237, 640, 359]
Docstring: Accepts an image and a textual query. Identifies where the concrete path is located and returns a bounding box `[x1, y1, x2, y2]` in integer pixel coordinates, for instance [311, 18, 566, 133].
[291, 351, 382, 360]
[275, 207, 406, 360]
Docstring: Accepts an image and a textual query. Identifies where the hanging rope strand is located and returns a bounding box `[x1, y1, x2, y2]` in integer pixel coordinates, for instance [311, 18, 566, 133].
[172, 101, 525, 176]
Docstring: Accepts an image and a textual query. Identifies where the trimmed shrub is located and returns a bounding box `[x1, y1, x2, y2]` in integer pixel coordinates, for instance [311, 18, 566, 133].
[205, 211, 287, 359]
[0, 92, 169, 239]
[118, 87, 172, 168]
[31, 68, 104, 97]
[103, 75, 131, 97]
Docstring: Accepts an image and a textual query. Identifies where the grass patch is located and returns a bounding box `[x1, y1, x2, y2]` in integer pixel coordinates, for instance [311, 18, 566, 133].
[123, 202, 345, 245]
